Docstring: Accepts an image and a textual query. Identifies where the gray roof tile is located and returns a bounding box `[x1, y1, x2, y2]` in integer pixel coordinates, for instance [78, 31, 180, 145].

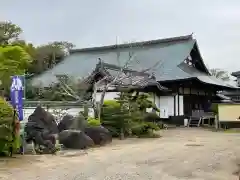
[31, 35, 195, 86]
[31, 34, 237, 89]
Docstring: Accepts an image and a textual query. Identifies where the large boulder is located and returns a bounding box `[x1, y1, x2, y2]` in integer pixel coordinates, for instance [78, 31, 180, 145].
[25, 106, 58, 135]
[58, 114, 87, 132]
[84, 126, 112, 145]
[59, 130, 94, 149]
[24, 106, 58, 153]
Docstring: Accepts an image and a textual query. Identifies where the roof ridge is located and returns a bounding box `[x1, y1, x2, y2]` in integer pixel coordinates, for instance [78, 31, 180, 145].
[70, 34, 193, 54]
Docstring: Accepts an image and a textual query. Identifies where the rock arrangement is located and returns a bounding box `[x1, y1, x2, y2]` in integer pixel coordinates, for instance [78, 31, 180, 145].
[24, 106, 112, 153]
[58, 130, 94, 149]
[25, 106, 59, 153]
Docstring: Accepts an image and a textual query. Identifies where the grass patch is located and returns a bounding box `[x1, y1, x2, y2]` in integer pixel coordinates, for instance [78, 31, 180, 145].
[137, 131, 161, 138]
[224, 129, 240, 133]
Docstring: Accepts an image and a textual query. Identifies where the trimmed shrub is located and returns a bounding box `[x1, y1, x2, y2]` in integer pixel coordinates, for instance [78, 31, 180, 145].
[101, 100, 131, 137]
[156, 121, 164, 129]
[143, 112, 161, 122]
[101, 97, 162, 139]
[87, 117, 101, 127]
[131, 122, 160, 137]
[0, 97, 20, 156]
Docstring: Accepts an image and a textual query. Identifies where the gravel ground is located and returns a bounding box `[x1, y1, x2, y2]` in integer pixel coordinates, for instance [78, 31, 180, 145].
[1, 128, 240, 180]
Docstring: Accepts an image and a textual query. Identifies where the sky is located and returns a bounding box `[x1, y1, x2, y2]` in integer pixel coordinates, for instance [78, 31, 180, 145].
[1, 0, 240, 72]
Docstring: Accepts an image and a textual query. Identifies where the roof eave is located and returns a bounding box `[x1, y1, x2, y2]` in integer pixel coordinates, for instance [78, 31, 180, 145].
[193, 41, 211, 75]
[70, 34, 193, 54]
[231, 71, 240, 77]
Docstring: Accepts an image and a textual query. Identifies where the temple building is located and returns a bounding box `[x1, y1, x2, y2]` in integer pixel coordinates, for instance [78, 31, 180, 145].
[31, 35, 237, 123]
[220, 71, 240, 102]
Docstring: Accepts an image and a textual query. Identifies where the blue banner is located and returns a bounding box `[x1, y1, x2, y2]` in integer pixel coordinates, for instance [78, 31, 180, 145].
[10, 76, 24, 121]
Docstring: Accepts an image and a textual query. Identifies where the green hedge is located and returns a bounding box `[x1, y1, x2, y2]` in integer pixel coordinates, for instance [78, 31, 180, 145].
[87, 117, 101, 127]
[0, 97, 20, 156]
[101, 100, 161, 138]
[101, 100, 131, 137]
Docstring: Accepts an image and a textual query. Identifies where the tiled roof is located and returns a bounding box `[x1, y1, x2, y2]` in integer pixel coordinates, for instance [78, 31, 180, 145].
[100, 62, 167, 91]
[232, 71, 240, 77]
[30, 34, 237, 89]
[70, 35, 193, 53]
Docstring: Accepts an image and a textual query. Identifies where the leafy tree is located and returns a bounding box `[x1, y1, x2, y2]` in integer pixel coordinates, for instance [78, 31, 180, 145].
[101, 100, 131, 138]
[0, 97, 20, 156]
[210, 68, 230, 81]
[1, 21, 75, 76]
[27, 41, 75, 75]
[0, 21, 22, 45]
[100, 92, 160, 139]
[0, 45, 32, 90]
[11, 40, 36, 58]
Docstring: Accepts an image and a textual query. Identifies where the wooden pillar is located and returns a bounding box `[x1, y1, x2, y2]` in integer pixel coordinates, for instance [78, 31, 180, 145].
[174, 94, 176, 116]
[178, 87, 180, 116]
[197, 91, 200, 110]
[189, 84, 192, 113]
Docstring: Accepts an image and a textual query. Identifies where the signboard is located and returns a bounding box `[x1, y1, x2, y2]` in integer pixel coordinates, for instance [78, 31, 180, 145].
[10, 76, 24, 121]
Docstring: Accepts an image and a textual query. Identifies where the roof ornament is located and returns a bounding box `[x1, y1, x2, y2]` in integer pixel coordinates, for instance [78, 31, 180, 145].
[97, 58, 104, 69]
[98, 58, 102, 63]
[191, 32, 194, 38]
[150, 72, 156, 79]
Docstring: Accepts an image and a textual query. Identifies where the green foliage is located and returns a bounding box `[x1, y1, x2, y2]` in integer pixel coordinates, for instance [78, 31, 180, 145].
[0, 97, 20, 156]
[131, 122, 160, 136]
[0, 21, 22, 45]
[136, 93, 157, 111]
[101, 92, 162, 139]
[137, 130, 161, 138]
[0, 21, 75, 101]
[103, 100, 121, 108]
[101, 100, 131, 137]
[143, 112, 161, 122]
[87, 117, 101, 127]
[0, 45, 32, 90]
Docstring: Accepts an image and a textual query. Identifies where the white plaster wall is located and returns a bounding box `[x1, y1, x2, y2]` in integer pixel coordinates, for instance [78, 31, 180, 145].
[22, 107, 84, 122]
[159, 95, 184, 118]
[179, 95, 184, 115]
[159, 96, 174, 118]
[174, 95, 184, 116]
[22, 92, 173, 123]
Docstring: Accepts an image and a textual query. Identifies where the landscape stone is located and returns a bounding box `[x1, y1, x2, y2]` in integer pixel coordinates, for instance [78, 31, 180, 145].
[58, 130, 94, 149]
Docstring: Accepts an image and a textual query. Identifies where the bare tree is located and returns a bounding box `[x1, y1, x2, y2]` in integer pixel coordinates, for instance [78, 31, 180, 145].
[55, 74, 93, 102]
[94, 54, 163, 120]
[54, 41, 163, 120]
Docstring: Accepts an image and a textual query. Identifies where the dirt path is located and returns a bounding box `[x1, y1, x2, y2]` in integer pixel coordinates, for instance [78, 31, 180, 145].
[1, 128, 240, 180]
